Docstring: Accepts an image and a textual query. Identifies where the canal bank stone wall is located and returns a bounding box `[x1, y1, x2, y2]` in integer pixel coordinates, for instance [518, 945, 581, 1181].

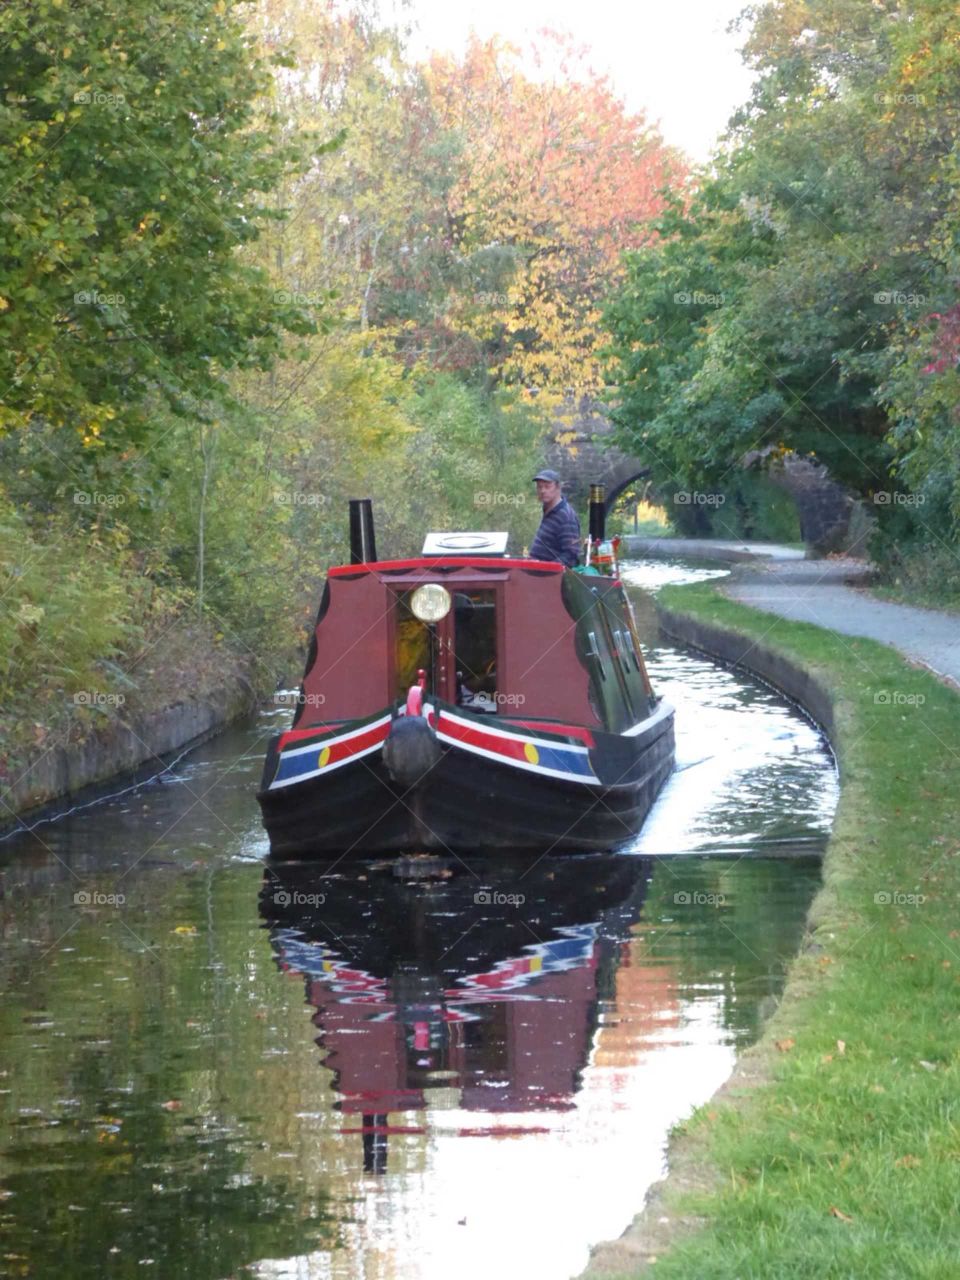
[655, 605, 836, 742]
[0, 678, 256, 834]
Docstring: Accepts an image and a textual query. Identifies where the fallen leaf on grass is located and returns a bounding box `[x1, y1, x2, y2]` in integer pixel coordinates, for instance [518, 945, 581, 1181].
[895, 1155, 921, 1169]
[173, 925, 197, 936]
[829, 1206, 853, 1222]
[775, 1038, 795, 1053]
[160, 1100, 182, 1112]
[837, 1039, 846, 1054]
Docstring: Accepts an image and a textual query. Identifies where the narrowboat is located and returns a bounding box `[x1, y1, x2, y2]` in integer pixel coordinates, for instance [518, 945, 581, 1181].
[257, 495, 674, 857]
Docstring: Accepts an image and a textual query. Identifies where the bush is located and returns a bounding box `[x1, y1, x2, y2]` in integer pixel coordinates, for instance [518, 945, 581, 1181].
[0, 497, 144, 707]
[873, 539, 960, 612]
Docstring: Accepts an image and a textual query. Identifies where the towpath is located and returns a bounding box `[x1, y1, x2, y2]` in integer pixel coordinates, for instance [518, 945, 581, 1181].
[728, 558, 960, 689]
[628, 537, 960, 689]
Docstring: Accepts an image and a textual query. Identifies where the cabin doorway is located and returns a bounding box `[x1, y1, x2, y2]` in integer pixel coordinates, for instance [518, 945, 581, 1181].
[452, 589, 497, 709]
[392, 586, 499, 711]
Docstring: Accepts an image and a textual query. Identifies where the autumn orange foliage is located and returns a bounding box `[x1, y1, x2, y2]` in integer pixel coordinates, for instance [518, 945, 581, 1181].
[423, 32, 685, 399]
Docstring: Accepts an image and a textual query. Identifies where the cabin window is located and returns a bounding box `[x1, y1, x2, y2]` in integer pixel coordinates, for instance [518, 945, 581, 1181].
[453, 589, 498, 712]
[598, 609, 637, 723]
[626, 629, 642, 672]
[616, 629, 632, 670]
[587, 629, 606, 680]
[614, 627, 641, 674]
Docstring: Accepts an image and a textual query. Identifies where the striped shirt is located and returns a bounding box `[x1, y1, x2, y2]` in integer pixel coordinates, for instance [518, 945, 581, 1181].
[530, 497, 582, 567]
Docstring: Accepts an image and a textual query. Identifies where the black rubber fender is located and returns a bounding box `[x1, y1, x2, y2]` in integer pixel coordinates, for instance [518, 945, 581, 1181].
[382, 715, 441, 788]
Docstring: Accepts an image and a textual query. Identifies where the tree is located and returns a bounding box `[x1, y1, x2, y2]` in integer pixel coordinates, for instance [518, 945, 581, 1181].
[423, 33, 684, 398]
[605, 0, 960, 518]
[0, 0, 322, 447]
[247, 0, 454, 337]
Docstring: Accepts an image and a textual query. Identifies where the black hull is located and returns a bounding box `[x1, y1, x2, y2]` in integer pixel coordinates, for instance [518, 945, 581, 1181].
[257, 711, 675, 859]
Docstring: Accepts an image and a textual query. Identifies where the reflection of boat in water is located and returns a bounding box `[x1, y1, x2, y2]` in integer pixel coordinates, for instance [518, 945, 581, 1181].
[257, 497, 674, 858]
[259, 857, 660, 1171]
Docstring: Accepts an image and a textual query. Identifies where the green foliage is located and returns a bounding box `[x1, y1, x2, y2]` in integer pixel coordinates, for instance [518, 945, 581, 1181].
[405, 374, 546, 550]
[873, 540, 960, 614]
[0, 496, 140, 703]
[345, 372, 548, 560]
[607, 487, 673, 538]
[0, 0, 322, 445]
[604, 0, 960, 561]
[0, 0, 646, 755]
[667, 472, 802, 543]
[0, 492, 163, 769]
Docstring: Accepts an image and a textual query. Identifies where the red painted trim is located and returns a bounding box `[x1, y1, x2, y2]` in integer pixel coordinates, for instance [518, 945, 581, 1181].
[279, 718, 389, 762]
[276, 724, 344, 750]
[322, 719, 390, 765]
[498, 719, 595, 748]
[339, 1125, 427, 1135]
[456, 1126, 553, 1137]
[437, 713, 532, 764]
[328, 556, 564, 577]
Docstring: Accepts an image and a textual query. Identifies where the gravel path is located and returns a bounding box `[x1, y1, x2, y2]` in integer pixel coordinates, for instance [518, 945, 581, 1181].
[621, 535, 806, 563]
[727, 558, 960, 688]
[624, 537, 959, 687]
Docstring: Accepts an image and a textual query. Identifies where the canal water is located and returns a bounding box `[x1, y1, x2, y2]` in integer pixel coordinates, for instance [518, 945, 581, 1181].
[0, 561, 837, 1280]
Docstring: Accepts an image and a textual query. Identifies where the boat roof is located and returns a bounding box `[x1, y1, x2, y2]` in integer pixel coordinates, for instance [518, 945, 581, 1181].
[328, 556, 565, 578]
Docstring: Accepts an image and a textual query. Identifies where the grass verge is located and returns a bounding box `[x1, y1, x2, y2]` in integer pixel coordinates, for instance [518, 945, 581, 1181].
[870, 584, 960, 618]
[604, 581, 960, 1280]
[870, 542, 960, 616]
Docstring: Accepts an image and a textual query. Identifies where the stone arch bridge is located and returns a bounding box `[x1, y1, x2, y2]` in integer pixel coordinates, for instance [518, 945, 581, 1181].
[536, 398, 651, 514]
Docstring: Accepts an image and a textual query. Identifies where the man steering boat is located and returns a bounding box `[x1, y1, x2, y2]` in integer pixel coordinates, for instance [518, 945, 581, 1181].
[529, 469, 581, 567]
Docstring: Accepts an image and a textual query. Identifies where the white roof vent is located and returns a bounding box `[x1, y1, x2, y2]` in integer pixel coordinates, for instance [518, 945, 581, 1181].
[421, 531, 509, 557]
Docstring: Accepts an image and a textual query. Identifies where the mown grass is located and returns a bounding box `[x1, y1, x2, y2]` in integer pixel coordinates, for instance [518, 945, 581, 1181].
[616, 582, 960, 1280]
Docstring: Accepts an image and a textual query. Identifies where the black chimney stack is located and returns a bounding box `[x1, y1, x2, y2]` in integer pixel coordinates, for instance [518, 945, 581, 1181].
[588, 484, 606, 543]
[349, 498, 378, 565]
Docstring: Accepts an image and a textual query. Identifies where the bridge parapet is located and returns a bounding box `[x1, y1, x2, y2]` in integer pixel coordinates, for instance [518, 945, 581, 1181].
[540, 396, 648, 512]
